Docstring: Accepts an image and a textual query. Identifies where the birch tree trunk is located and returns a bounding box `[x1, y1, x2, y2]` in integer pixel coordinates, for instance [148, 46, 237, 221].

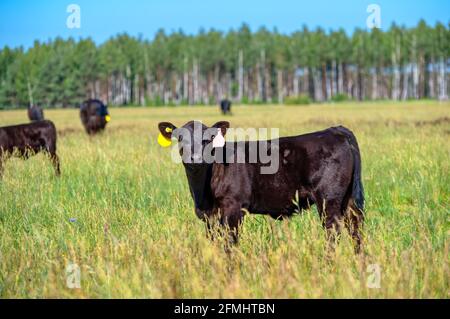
[293, 67, 299, 97]
[183, 56, 189, 102]
[238, 50, 244, 103]
[413, 62, 419, 99]
[106, 76, 110, 104]
[338, 63, 344, 94]
[411, 37, 419, 99]
[331, 60, 337, 97]
[428, 58, 435, 99]
[260, 49, 267, 102]
[134, 74, 139, 105]
[265, 66, 271, 102]
[326, 72, 332, 100]
[244, 72, 249, 102]
[438, 57, 448, 101]
[402, 66, 409, 100]
[277, 69, 283, 104]
[188, 70, 194, 105]
[392, 43, 401, 100]
[193, 59, 199, 104]
[372, 68, 378, 100]
[321, 63, 327, 100]
[304, 68, 310, 97]
[126, 65, 131, 104]
[314, 68, 322, 101]
[213, 64, 220, 102]
[418, 54, 425, 99]
[143, 49, 150, 103]
[256, 62, 262, 101]
[175, 74, 181, 105]
[27, 80, 34, 106]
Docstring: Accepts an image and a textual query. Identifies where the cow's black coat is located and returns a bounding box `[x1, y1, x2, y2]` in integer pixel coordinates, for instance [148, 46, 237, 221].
[0, 120, 60, 177]
[158, 121, 365, 252]
[80, 99, 110, 135]
[220, 99, 232, 115]
[28, 105, 44, 122]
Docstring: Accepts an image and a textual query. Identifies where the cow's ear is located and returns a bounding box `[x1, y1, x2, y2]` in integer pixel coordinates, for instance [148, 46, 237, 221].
[212, 121, 230, 136]
[158, 122, 177, 139]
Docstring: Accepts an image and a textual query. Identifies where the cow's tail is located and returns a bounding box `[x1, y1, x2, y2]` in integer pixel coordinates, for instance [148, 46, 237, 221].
[335, 126, 365, 253]
[335, 126, 365, 212]
[42, 120, 58, 150]
[351, 140, 364, 212]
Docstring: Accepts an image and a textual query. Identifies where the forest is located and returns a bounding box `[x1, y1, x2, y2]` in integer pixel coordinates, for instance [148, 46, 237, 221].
[0, 20, 448, 108]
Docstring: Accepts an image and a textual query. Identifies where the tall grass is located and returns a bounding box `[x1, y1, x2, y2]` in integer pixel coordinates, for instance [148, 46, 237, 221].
[0, 101, 448, 298]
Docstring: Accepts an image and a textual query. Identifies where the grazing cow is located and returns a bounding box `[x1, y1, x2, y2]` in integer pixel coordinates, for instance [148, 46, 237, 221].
[80, 99, 110, 135]
[28, 105, 44, 122]
[220, 99, 232, 115]
[158, 121, 365, 252]
[0, 120, 60, 177]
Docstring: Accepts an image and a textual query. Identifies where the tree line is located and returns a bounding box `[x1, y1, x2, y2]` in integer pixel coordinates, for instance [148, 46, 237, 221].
[0, 20, 448, 109]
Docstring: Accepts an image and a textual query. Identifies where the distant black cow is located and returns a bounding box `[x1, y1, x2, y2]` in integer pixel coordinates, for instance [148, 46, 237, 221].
[80, 99, 110, 135]
[158, 121, 365, 252]
[220, 99, 232, 115]
[28, 105, 44, 122]
[0, 120, 60, 177]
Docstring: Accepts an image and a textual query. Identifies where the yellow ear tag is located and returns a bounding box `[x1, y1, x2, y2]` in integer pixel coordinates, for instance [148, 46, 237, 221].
[105, 115, 111, 123]
[158, 133, 172, 147]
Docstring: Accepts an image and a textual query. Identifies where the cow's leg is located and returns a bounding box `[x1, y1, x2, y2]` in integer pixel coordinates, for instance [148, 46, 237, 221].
[219, 198, 244, 247]
[0, 159, 4, 179]
[205, 218, 215, 241]
[0, 153, 10, 179]
[345, 201, 364, 254]
[49, 152, 60, 176]
[203, 210, 220, 241]
[45, 141, 61, 176]
[318, 198, 345, 252]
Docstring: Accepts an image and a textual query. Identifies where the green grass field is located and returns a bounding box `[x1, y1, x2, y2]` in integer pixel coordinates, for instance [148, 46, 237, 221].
[0, 101, 448, 298]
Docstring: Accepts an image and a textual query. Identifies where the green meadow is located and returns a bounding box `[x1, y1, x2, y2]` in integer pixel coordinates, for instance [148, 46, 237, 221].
[0, 101, 448, 298]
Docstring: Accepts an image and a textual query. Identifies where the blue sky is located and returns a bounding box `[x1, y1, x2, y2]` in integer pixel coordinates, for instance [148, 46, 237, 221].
[0, 0, 448, 49]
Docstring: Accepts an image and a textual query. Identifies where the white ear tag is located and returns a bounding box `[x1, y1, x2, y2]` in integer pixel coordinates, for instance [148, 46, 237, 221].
[213, 129, 225, 148]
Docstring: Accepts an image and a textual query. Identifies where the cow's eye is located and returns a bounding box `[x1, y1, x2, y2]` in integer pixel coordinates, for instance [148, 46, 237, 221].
[178, 135, 183, 142]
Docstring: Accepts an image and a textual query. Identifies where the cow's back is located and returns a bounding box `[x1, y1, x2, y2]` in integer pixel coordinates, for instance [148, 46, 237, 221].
[0, 120, 57, 153]
[211, 127, 354, 216]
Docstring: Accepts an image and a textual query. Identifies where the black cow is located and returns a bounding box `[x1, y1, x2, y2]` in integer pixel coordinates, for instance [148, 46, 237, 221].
[158, 121, 365, 252]
[220, 99, 232, 115]
[80, 99, 110, 135]
[0, 120, 60, 178]
[28, 105, 44, 122]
